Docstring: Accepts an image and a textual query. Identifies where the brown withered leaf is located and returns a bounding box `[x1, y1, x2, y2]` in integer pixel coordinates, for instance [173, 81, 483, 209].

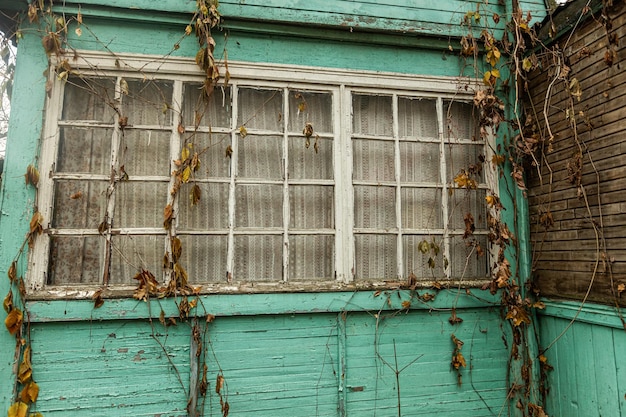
[28, 211, 44, 247]
[225, 145, 233, 158]
[216, 374, 225, 394]
[92, 288, 104, 308]
[463, 213, 475, 239]
[617, 283, 625, 296]
[178, 123, 185, 135]
[20, 381, 39, 404]
[506, 305, 531, 327]
[42, 32, 60, 55]
[70, 191, 83, 199]
[206, 313, 215, 323]
[5, 307, 23, 335]
[448, 308, 463, 325]
[7, 402, 28, 417]
[171, 237, 182, 263]
[25, 165, 39, 187]
[3, 290, 13, 313]
[27, 4, 38, 23]
[163, 204, 174, 230]
[17, 345, 32, 383]
[401, 300, 411, 309]
[133, 269, 160, 301]
[191, 184, 201, 206]
[420, 293, 435, 302]
[8, 260, 17, 282]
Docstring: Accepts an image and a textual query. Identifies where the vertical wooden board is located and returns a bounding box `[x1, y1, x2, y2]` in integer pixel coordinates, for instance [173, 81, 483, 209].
[559, 319, 579, 417]
[615, 328, 626, 416]
[591, 324, 620, 417]
[29, 320, 191, 416]
[572, 322, 598, 416]
[538, 316, 562, 417]
[200, 314, 339, 416]
[343, 308, 508, 416]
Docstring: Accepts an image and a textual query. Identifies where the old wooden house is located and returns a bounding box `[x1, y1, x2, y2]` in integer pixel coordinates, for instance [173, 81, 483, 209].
[0, 0, 624, 416]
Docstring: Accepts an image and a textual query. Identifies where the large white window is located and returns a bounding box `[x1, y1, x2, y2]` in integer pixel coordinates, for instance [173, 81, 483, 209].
[29, 53, 493, 294]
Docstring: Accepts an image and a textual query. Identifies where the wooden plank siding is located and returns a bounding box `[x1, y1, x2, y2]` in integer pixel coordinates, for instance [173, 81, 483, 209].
[526, 0, 626, 305]
[538, 303, 626, 417]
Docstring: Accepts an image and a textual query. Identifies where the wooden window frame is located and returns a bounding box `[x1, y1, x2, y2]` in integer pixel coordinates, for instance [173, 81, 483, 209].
[27, 51, 496, 298]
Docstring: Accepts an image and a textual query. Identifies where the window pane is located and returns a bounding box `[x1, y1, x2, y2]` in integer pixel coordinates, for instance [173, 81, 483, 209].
[355, 234, 397, 280]
[182, 83, 231, 129]
[114, 182, 168, 228]
[288, 136, 333, 180]
[445, 144, 484, 183]
[234, 235, 282, 281]
[353, 139, 394, 182]
[289, 235, 334, 281]
[401, 188, 442, 229]
[52, 180, 108, 228]
[62, 76, 116, 123]
[399, 142, 440, 183]
[110, 235, 164, 285]
[403, 235, 445, 279]
[448, 189, 487, 230]
[352, 94, 392, 136]
[238, 135, 283, 179]
[179, 235, 228, 283]
[238, 88, 283, 131]
[119, 130, 170, 177]
[182, 132, 231, 179]
[289, 186, 333, 229]
[48, 236, 104, 285]
[235, 185, 283, 228]
[398, 97, 438, 139]
[354, 186, 396, 229]
[449, 234, 489, 279]
[288, 91, 333, 134]
[57, 127, 112, 174]
[178, 183, 229, 230]
[445, 101, 478, 141]
[123, 79, 173, 127]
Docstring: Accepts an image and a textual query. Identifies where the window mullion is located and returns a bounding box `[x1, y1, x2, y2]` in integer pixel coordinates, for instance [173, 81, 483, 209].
[436, 97, 450, 278]
[226, 85, 238, 282]
[337, 85, 354, 282]
[282, 87, 290, 283]
[392, 94, 403, 280]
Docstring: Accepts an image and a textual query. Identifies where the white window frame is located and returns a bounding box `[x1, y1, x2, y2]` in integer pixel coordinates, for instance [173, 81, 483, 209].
[28, 51, 496, 297]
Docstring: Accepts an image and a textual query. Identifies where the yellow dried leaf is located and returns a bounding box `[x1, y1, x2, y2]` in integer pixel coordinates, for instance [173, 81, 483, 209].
[25, 165, 39, 187]
[181, 145, 190, 161]
[7, 402, 28, 417]
[185, 25, 192, 35]
[171, 237, 182, 263]
[239, 125, 247, 138]
[8, 260, 17, 282]
[401, 300, 411, 309]
[18, 346, 32, 384]
[3, 290, 13, 313]
[20, 381, 39, 403]
[190, 184, 201, 206]
[163, 204, 174, 230]
[5, 308, 23, 335]
[216, 374, 224, 394]
[182, 166, 192, 183]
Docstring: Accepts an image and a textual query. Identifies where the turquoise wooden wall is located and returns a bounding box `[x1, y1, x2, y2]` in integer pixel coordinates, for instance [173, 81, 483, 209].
[0, 1, 549, 416]
[538, 301, 626, 416]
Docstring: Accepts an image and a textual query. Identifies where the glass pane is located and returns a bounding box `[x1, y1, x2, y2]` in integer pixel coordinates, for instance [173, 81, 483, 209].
[182, 132, 231, 179]
[62, 76, 116, 122]
[354, 186, 395, 229]
[445, 144, 485, 183]
[235, 185, 283, 228]
[178, 235, 228, 283]
[398, 97, 438, 139]
[289, 235, 334, 281]
[238, 135, 282, 179]
[353, 139, 394, 182]
[445, 101, 478, 141]
[355, 234, 397, 280]
[119, 130, 170, 177]
[403, 235, 445, 280]
[401, 188, 442, 229]
[48, 236, 104, 285]
[124, 79, 173, 127]
[289, 186, 333, 229]
[352, 94, 392, 136]
[110, 235, 164, 285]
[182, 83, 231, 129]
[57, 127, 112, 174]
[178, 183, 229, 230]
[234, 235, 282, 281]
[448, 189, 487, 230]
[52, 180, 108, 228]
[288, 91, 333, 134]
[114, 182, 168, 228]
[237, 88, 283, 131]
[449, 234, 489, 279]
[288, 136, 333, 180]
[399, 142, 440, 183]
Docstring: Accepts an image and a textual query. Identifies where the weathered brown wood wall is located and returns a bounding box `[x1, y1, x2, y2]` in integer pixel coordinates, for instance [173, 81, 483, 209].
[527, 0, 626, 305]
